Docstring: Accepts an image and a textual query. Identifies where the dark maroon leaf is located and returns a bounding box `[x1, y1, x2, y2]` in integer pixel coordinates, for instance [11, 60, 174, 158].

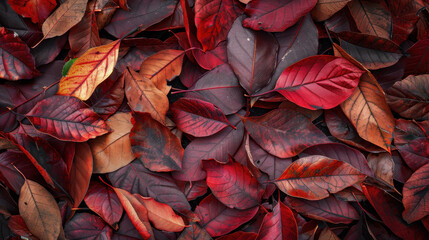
[178, 222, 213, 240]
[108, 160, 191, 214]
[177, 180, 208, 201]
[227, 16, 278, 95]
[105, 0, 177, 38]
[31, 34, 67, 67]
[242, 0, 317, 32]
[64, 212, 113, 240]
[195, 194, 259, 237]
[405, 39, 429, 76]
[172, 115, 244, 181]
[242, 108, 330, 158]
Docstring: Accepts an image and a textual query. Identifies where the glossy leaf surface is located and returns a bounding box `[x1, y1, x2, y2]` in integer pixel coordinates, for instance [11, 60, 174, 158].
[276, 155, 366, 200]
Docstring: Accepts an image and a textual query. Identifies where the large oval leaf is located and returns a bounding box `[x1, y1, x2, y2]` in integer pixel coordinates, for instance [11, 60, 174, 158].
[257, 201, 298, 240]
[242, 0, 317, 32]
[171, 98, 231, 137]
[386, 74, 429, 121]
[64, 212, 113, 240]
[19, 179, 62, 240]
[0, 27, 36, 80]
[26, 95, 111, 142]
[201, 159, 264, 210]
[242, 108, 330, 158]
[195, 0, 241, 51]
[196, 194, 259, 237]
[286, 195, 359, 224]
[227, 16, 278, 95]
[275, 155, 366, 200]
[131, 113, 184, 172]
[58, 40, 120, 100]
[41, 0, 88, 40]
[274, 55, 364, 110]
[403, 163, 429, 223]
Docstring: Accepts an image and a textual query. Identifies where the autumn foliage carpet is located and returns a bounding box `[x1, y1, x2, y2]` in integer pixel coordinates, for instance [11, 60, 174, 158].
[1, 0, 429, 239]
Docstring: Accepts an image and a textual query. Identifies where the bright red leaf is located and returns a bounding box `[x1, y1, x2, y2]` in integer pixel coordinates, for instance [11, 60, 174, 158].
[7, 0, 56, 24]
[257, 201, 298, 240]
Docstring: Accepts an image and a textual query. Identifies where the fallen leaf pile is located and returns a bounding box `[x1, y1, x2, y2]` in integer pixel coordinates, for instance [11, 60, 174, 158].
[0, 0, 429, 239]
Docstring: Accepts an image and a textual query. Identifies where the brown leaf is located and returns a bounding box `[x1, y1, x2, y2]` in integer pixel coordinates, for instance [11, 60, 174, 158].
[19, 179, 62, 240]
[367, 152, 394, 187]
[125, 68, 169, 124]
[41, 0, 89, 40]
[89, 112, 135, 174]
[311, 0, 352, 21]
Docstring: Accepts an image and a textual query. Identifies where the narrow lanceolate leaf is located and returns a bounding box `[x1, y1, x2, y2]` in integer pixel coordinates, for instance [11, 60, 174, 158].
[275, 155, 366, 200]
[274, 55, 364, 110]
[19, 180, 62, 240]
[340, 72, 395, 152]
[201, 159, 264, 210]
[26, 95, 111, 142]
[386, 74, 429, 121]
[347, 0, 391, 39]
[139, 49, 184, 94]
[41, 0, 88, 40]
[131, 113, 184, 172]
[257, 202, 298, 240]
[402, 163, 429, 223]
[242, 0, 317, 32]
[194, 0, 241, 51]
[171, 98, 232, 137]
[125, 68, 169, 124]
[0, 27, 36, 80]
[58, 40, 120, 101]
[286, 195, 359, 224]
[311, 0, 351, 21]
[242, 109, 330, 158]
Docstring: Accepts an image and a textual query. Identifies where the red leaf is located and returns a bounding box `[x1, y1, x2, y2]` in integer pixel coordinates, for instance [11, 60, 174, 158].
[286, 195, 359, 224]
[171, 98, 232, 137]
[105, 0, 177, 38]
[26, 95, 111, 142]
[178, 180, 208, 201]
[64, 212, 113, 239]
[387, 0, 424, 44]
[172, 114, 244, 181]
[227, 16, 278, 95]
[7, 0, 56, 24]
[195, 194, 259, 237]
[84, 181, 123, 229]
[275, 155, 366, 200]
[178, 222, 213, 240]
[108, 160, 191, 214]
[405, 39, 429, 75]
[274, 55, 364, 110]
[386, 74, 429, 121]
[242, 0, 317, 32]
[362, 184, 428, 240]
[0, 27, 36, 80]
[257, 201, 298, 240]
[217, 232, 257, 240]
[130, 113, 183, 172]
[242, 108, 330, 158]
[69, 143, 92, 208]
[394, 119, 429, 171]
[403, 163, 429, 223]
[195, 0, 241, 51]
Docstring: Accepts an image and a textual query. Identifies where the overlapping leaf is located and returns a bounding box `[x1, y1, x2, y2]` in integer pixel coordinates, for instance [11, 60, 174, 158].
[7, 0, 56, 23]
[202, 159, 264, 210]
[311, 0, 351, 21]
[274, 55, 364, 110]
[242, 0, 317, 32]
[242, 108, 330, 158]
[130, 113, 183, 172]
[26, 95, 110, 142]
[58, 40, 120, 100]
[64, 213, 113, 239]
[403, 163, 429, 223]
[275, 155, 366, 200]
[257, 201, 298, 240]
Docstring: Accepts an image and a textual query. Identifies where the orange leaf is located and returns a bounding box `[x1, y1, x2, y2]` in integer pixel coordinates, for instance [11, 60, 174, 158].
[139, 49, 184, 95]
[41, 0, 88, 40]
[136, 196, 186, 232]
[89, 112, 134, 173]
[124, 68, 169, 124]
[19, 179, 62, 240]
[113, 187, 153, 240]
[58, 40, 120, 100]
[311, 0, 351, 21]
